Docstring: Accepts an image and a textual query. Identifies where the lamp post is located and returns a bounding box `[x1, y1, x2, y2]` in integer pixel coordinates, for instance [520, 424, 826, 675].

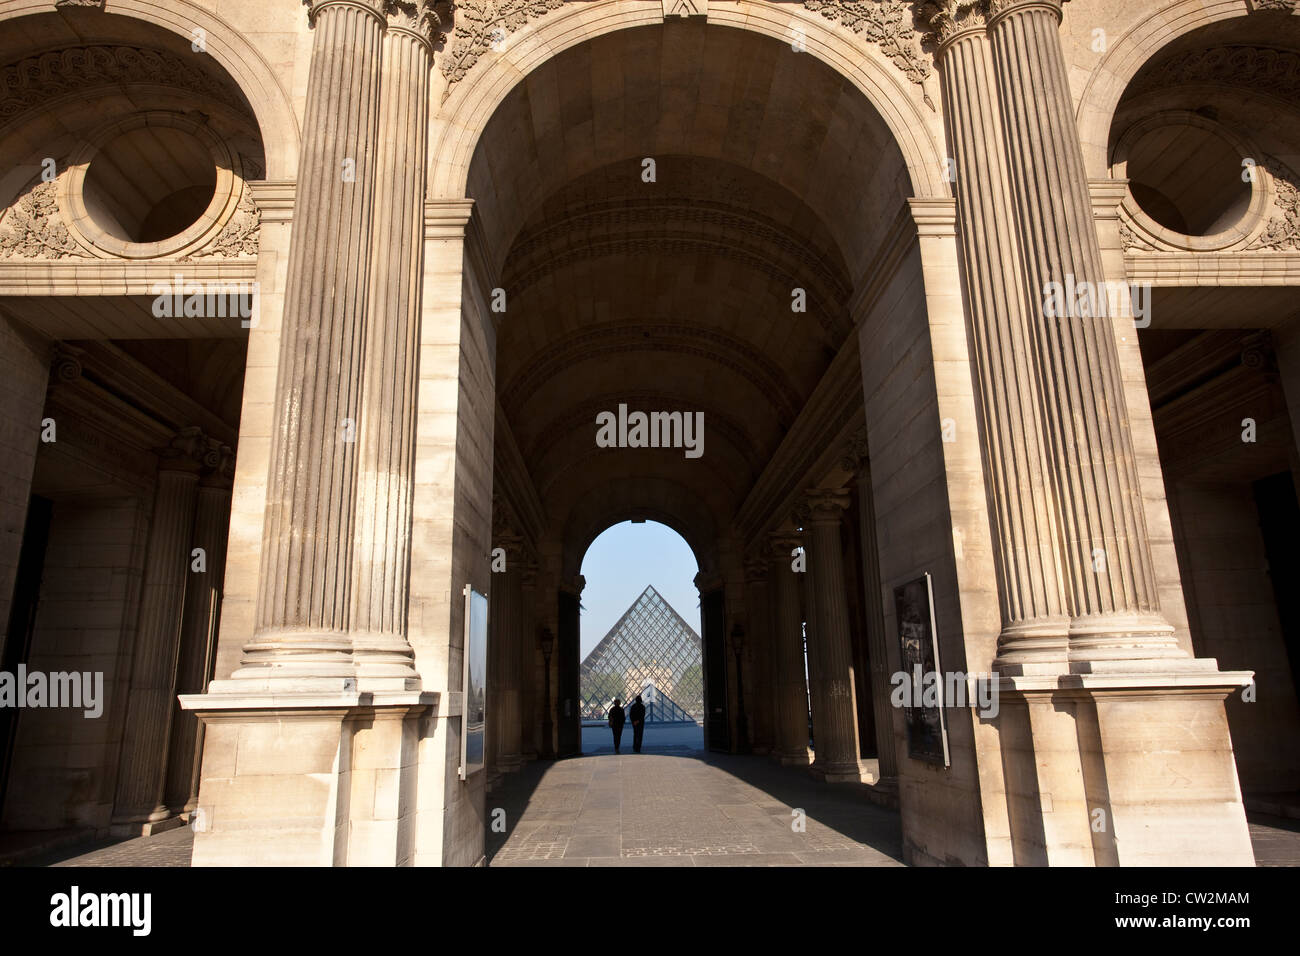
[732, 622, 751, 754]
[539, 627, 555, 759]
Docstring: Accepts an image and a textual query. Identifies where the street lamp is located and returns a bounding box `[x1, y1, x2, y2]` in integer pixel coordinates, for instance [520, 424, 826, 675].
[539, 627, 555, 759]
[731, 622, 751, 754]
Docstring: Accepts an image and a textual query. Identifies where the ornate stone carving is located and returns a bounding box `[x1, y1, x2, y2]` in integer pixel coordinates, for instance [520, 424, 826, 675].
[184, 182, 262, 259]
[54, 0, 105, 7]
[385, 0, 449, 43]
[663, 0, 707, 17]
[1241, 331, 1278, 372]
[837, 424, 870, 474]
[1247, 157, 1300, 251]
[1118, 219, 1154, 253]
[1247, 0, 1298, 14]
[802, 488, 851, 522]
[0, 46, 247, 123]
[804, 1, 933, 104]
[1128, 46, 1300, 105]
[50, 345, 84, 385]
[917, 0, 989, 47]
[0, 180, 90, 260]
[440, 0, 566, 95]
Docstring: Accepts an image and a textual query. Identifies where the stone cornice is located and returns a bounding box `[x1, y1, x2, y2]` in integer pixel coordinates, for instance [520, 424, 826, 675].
[733, 329, 864, 550]
[493, 401, 547, 551]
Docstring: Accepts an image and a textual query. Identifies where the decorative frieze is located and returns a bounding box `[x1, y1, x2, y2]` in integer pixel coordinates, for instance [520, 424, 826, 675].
[0, 46, 247, 124]
[1127, 45, 1300, 105]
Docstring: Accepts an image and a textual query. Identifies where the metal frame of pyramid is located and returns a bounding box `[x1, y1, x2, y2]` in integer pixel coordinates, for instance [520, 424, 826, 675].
[579, 585, 704, 723]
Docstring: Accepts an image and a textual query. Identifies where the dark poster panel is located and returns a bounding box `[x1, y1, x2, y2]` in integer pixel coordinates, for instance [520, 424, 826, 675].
[893, 573, 950, 766]
[557, 589, 581, 757]
[1254, 471, 1300, 700]
[701, 589, 730, 752]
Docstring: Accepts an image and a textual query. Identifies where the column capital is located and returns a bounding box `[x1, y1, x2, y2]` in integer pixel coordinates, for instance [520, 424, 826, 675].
[304, 0, 387, 27]
[767, 530, 803, 558]
[743, 554, 768, 584]
[156, 426, 207, 474]
[694, 570, 724, 595]
[199, 437, 236, 488]
[986, 0, 1066, 28]
[919, 1, 992, 52]
[49, 344, 84, 386]
[384, 0, 449, 47]
[494, 532, 526, 559]
[837, 424, 870, 476]
[559, 574, 585, 597]
[520, 557, 540, 588]
[802, 489, 851, 524]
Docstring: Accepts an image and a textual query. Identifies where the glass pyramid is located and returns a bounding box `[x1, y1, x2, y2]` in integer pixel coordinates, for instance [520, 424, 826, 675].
[579, 585, 704, 723]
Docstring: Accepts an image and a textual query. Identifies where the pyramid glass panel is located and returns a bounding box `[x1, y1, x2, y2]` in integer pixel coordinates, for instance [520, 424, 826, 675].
[579, 585, 704, 723]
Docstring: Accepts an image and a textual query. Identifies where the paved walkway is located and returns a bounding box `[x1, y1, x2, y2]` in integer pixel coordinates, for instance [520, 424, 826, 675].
[487, 752, 905, 866]
[4, 760, 1298, 866]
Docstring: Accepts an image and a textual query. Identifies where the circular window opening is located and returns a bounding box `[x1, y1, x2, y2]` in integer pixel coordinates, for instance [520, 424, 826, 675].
[1125, 124, 1250, 236]
[82, 127, 217, 244]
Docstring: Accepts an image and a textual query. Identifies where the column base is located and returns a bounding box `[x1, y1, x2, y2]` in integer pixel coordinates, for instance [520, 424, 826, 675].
[179, 688, 437, 866]
[770, 748, 811, 768]
[808, 759, 872, 784]
[109, 810, 188, 839]
[994, 660, 1255, 865]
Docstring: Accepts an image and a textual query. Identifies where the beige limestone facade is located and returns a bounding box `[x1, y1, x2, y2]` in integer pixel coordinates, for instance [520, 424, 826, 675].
[0, 0, 1297, 866]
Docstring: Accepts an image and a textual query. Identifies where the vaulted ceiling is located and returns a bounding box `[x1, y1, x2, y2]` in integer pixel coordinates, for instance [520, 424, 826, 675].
[470, 21, 907, 558]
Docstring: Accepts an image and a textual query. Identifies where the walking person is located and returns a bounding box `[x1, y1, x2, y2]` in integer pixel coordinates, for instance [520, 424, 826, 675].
[629, 694, 646, 753]
[608, 698, 625, 754]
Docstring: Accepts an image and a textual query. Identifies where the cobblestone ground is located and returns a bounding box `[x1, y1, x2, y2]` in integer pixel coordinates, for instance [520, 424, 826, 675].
[9, 763, 1299, 867]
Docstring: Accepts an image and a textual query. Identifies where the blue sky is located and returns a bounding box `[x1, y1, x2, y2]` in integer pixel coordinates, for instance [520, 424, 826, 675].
[578, 520, 701, 657]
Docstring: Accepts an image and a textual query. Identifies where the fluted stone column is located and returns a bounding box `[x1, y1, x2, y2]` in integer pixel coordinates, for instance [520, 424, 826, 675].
[838, 432, 898, 780]
[238, 0, 389, 685]
[987, 0, 1178, 661]
[350, 0, 440, 686]
[803, 490, 861, 782]
[112, 428, 203, 831]
[769, 533, 810, 766]
[742, 556, 774, 754]
[165, 444, 234, 815]
[927, 4, 1069, 664]
[518, 558, 539, 760]
[495, 536, 524, 773]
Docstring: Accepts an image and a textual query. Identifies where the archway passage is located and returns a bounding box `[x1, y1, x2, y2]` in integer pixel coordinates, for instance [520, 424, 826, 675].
[476, 19, 905, 785]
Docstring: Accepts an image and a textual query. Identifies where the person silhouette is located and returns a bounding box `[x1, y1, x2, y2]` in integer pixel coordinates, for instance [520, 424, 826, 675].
[629, 694, 646, 753]
[607, 698, 625, 754]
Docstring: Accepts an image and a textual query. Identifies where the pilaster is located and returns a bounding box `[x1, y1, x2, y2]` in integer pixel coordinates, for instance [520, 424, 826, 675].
[112, 427, 204, 833]
[768, 532, 810, 766]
